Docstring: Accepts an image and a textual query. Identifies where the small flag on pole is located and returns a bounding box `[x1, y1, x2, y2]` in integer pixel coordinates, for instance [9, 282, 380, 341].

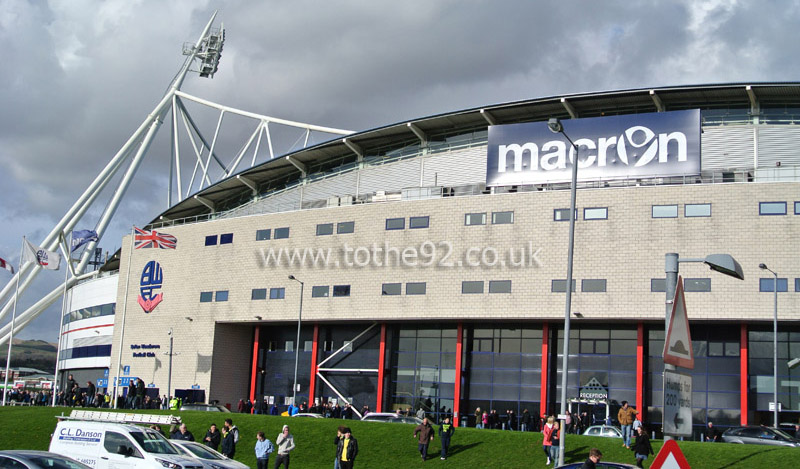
[0, 257, 13, 274]
[22, 239, 61, 270]
[71, 230, 99, 252]
[134, 227, 177, 249]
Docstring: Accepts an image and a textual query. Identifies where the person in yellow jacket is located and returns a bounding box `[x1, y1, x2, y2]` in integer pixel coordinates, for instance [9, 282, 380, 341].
[617, 401, 638, 448]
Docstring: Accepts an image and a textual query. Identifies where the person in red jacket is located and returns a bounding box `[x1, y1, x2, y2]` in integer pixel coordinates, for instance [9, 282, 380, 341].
[542, 415, 559, 465]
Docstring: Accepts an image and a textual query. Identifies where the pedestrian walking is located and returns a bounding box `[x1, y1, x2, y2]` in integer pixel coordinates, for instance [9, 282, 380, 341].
[631, 426, 653, 468]
[413, 417, 435, 462]
[438, 417, 454, 460]
[274, 424, 296, 468]
[542, 416, 557, 466]
[255, 431, 274, 469]
[334, 426, 346, 469]
[336, 427, 358, 469]
[617, 401, 638, 449]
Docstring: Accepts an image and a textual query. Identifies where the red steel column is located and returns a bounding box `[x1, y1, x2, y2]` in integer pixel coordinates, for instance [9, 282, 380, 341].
[308, 324, 319, 406]
[376, 323, 387, 413]
[249, 326, 260, 409]
[740, 323, 748, 426]
[540, 322, 549, 419]
[454, 322, 463, 427]
[636, 322, 644, 421]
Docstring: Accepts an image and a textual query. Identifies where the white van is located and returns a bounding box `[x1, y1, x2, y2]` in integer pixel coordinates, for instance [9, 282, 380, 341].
[49, 413, 203, 469]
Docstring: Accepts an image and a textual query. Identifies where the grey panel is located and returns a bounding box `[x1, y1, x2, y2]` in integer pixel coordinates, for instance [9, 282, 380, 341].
[302, 170, 358, 202]
[224, 186, 302, 217]
[757, 125, 800, 168]
[74, 336, 113, 347]
[701, 125, 754, 170]
[422, 145, 488, 187]
[359, 158, 421, 194]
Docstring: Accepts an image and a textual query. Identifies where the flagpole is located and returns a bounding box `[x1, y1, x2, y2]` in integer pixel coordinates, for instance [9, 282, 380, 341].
[52, 232, 72, 406]
[112, 227, 136, 409]
[2, 238, 25, 406]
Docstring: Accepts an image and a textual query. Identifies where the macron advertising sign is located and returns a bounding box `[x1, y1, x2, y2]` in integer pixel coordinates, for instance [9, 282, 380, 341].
[486, 109, 700, 186]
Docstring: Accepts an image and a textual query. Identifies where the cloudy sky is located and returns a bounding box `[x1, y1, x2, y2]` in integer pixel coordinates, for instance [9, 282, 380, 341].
[2, 0, 800, 341]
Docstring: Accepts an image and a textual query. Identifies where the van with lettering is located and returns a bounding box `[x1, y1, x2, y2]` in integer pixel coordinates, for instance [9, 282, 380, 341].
[49, 419, 203, 469]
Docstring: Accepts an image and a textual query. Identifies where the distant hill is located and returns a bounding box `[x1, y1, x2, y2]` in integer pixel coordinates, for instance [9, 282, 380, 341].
[0, 339, 57, 373]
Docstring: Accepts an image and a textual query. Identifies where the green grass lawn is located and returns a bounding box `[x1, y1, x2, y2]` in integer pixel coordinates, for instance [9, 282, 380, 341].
[0, 406, 793, 468]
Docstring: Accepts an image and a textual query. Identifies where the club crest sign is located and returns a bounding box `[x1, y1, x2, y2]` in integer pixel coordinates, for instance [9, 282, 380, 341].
[138, 260, 163, 313]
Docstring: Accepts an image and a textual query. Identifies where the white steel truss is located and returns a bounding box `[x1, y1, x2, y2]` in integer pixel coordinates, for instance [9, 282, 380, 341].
[0, 12, 352, 345]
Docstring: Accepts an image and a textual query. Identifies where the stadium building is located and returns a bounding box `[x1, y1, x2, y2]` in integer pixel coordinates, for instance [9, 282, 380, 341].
[90, 83, 800, 435]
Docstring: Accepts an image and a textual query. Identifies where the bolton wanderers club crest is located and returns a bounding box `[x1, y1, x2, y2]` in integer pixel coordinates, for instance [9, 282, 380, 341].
[138, 260, 163, 313]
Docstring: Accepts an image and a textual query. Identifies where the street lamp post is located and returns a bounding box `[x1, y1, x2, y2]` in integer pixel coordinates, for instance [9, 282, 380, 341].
[664, 253, 743, 440]
[759, 263, 779, 427]
[288, 275, 304, 408]
[548, 118, 579, 467]
[166, 328, 174, 403]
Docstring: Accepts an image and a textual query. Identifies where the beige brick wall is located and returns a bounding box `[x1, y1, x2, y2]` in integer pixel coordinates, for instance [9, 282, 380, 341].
[109, 181, 800, 404]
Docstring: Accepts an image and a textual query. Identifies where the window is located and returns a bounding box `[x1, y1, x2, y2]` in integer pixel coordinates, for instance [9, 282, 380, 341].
[652, 205, 678, 218]
[582, 279, 607, 292]
[551, 279, 576, 292]
[796, 278, 800, 292]
[215, 290, 229, 302]
[465, 213, 486, 226]
[323, 341, 334, 352]
[684, 278, 711, 292]
[759, 278, 788, 292]
[200, 291, 213, 302]
[251, 288, 267, 300]
[285, 341, 294, 352]
[204, 235, 218, 246]
[333, 285, 351, 297]
[316, 223, 334, 236]
[409, 216, 430, 229]
[488, 280, 512, 293]
[462, 281, 484, 294]
[337, 221, 355, 234]
[270, 287, 285, 299]
[220, 233, 233, 244]
[759, 202, 786, 215]
[386, 218, 405, 230]
[685, 203, 711, 217]
[256, 229, 271, 241]
[492, 211, 514, 224]
[104, 432, 137, 457]
[304, 340, 313, 352]
[406, 282, 427, 295]
[382, 283, 401, 295]
[651, 278, 666, 292]
[553, 208, 576, 221]
[584, 207, 608, 220]
[795, 202, 800, 215]
[274, 227, 290, 239]
[312, 286, 330, 298]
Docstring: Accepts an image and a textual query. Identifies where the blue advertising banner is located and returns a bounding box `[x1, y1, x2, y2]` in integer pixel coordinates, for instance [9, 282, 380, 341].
[486, 109, 700, 186]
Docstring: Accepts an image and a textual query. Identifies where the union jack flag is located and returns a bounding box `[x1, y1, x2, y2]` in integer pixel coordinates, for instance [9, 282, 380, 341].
[134, 227, 177, 249]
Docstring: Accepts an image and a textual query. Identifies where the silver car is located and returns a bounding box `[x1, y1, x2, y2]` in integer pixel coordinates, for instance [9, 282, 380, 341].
[721, 426, 800, 447]
[0, 450, 92, 469]
[582, 425, 623, 438]
[361, 412, 423, 425]
[171, 440, 250, 469]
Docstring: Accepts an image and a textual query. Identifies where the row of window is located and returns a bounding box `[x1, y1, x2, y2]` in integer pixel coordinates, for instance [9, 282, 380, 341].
[652, 204, 712, 218]
[63, 303, 115, 325]
[464, 211, 514, 226]
[202, 277, 800, 302]
[205, 233, 234, 246]
[63, 344, 112, 360]
[386, 216, 429, 230]
[316, 221, 354, 236]
[759, 201, 800, 215]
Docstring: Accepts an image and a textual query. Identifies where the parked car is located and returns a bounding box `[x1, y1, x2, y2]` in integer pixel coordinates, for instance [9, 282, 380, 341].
[557, 463, 638, 469]
[171, 440, 249, 469]
[0, 450, 92, 469]
[292, 412, 324, 418]
[361, 412, 423, 425]
[180, 403, 231, 412]
[582, 425, 623, 438]
[721, 426, 800, 447]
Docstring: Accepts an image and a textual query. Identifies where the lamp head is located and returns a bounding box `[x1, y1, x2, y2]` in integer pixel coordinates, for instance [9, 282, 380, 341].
[789, 357, 800, 370]
[288, 275, 296, 280]
[759, 263, 768, 270]
[547, 118, 563, 133]
[703, 254, 744, 280]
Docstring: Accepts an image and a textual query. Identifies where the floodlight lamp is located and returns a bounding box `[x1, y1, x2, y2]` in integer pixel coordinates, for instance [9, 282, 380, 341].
[547, 118, 563, 133]
[788, 357, 800, 370]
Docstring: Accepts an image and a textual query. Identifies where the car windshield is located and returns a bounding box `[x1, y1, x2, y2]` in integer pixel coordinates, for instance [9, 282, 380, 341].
[129, 431, 179, 454]
[772, 428, 795, 440]
[182, 443, 224, 460]
[29, 456, 91, 469]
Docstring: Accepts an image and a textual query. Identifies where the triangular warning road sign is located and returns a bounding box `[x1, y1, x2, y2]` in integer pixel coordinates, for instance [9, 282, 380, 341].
[663, 275, 694, 369]
[650, 439, 690, 469]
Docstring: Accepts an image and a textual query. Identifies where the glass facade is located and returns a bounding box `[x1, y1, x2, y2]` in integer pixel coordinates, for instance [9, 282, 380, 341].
[748, 327, 800, 425]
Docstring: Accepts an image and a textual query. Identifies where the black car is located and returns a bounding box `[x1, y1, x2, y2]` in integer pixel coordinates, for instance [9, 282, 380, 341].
[721, 426, 800, 447]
